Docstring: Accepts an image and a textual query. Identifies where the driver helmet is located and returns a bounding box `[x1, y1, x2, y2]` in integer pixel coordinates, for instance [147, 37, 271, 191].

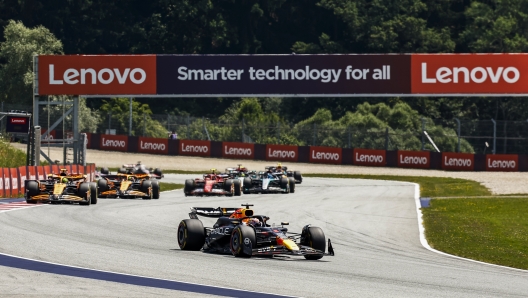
[277, 163, 282, 170]
[211, 168, 216, 174]
[59, 169, 69, 176]
[247, 218, 261, 227]
[61, 177, 68, 183]
[127, 176, 134, 181]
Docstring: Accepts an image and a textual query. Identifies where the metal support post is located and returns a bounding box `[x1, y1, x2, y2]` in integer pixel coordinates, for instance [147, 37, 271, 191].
[34, 126, 41, 166]
[73, 96, 79, 164]
[491, 118, 497, 155]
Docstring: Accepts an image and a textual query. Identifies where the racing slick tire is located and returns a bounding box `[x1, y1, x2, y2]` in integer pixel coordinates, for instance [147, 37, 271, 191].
[153, 168, 163, 179]
[117, 167, 127, 174]
[280, 177, 290, 193]
[89, 182, 98, 205]
[178, 219, 205, 251]
[288, 177, 296, 193]
[233, 179, 242, 196]
[301, 226, 326, 260]
[184, 179, 195, 196]
[100, 167, 110, 175]
[224, 179, 234, 196]
[25, 181, 40, 203]
[78, 182, 91, 206]
[141, 180, 153, 200]
[230, 225, 256, 258]
[151, 180, 160, 199]
[242, 177, 252, 194]
[294, 171, 302, 183]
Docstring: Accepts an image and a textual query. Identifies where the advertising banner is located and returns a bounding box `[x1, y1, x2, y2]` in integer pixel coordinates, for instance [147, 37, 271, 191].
[38, 55, 157, 95]
[100, 134, 129, 152]
[397, 150, 430, 169]
[265, 144, 299, 162]
[222, 142, 255, 159]
[309, 146, 342, 164]
[52, 165, 60, 175]
[18, 166, 26, 194]
[37, 166, 46, 180]
[3, 168, 10, 197]
[28, 166, 37, 180]
[411, 54, 528, 94]
[486, 154, 519, 172]
[10, 168, 19, 197]
[0, 169, 4, 197]
[157, 55, 410, 96]
[179, 140, 211, 157]
[441, 152, 475, 171]
[138, 137, 168, 154]
[353, 148, 387, 167]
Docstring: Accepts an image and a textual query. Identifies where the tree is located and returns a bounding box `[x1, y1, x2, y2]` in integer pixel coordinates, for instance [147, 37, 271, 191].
[0, 20, 63, 105]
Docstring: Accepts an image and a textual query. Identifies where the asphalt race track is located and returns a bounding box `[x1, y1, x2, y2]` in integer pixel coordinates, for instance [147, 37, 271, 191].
[1, 175, 528, 297]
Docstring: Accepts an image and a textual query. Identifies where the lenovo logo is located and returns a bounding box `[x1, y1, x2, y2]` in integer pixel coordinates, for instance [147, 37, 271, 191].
[181, 143, 209, 153]
[10, 118, 26, 124]
[400, 155, 427, 165]
[140, 141, 165, 151]
[312, 151, 340, 161]
[444, 157, 472, 167]
[224, 146, 252, 156]
[355, 153, 384, 163]
[102, 138, 126, 148]
[268, 149, 296, 159]
[49, 64, 146, 85]
[421, 63, 519, 84]
[488, 159, 516, 169]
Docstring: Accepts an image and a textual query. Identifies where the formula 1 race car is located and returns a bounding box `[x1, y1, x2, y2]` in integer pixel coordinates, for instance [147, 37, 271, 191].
[177, 204, 334, 259]
[184, 169, 242, 197]
[266, 163, 302, 184]
[25, 169, 98, 205]
[97, 173, 160, 199]
[100, 162, 163, 179]
[242, 170, 295, 194]
[224, 165, 257, 187]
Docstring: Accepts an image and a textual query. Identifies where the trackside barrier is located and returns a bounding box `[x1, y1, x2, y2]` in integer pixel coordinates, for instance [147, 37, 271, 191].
[0, 164, 97, 198]
[85, 133, 528, 172]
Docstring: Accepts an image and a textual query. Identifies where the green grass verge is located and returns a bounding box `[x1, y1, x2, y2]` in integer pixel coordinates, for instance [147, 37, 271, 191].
[303, 174, 491, 197]
[159, 182, 184, 192]
[422, 197, 528, 270]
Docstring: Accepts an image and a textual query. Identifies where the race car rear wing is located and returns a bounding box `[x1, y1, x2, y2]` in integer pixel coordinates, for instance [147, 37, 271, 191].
[189, 207, 239, 218]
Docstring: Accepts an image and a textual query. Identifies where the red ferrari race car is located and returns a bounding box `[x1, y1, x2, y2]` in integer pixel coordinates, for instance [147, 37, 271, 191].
[184, 169, 242, 197]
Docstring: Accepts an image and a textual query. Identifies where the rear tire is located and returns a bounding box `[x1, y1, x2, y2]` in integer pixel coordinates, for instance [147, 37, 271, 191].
[26, 181, 40, 198]
[230, 225, 256, 258]
[118, 167, 127, 174]
[100, 167, 110, 175]
[151, 180, 160, 199]
[294, 171, 302, 183]
[97, 179, 109, 192]
[288, 177, 295, 193]
[243, 177, 252, 194]
[89, 182, 98, 204]
[78, 182, 91, 206]
[301, 226, 326, 260]
[178, 219, 205, 251]
[224, 179, 234, 196]
[184, 179, 195, 196]
[153, 168, 163, 178]
[233, 179, 241, 196]
[280, 177, 289, 193]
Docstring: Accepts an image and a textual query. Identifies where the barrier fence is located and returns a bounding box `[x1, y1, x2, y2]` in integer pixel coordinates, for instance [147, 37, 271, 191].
[0, 164, 96, 198]
[86, 133, 528, 172]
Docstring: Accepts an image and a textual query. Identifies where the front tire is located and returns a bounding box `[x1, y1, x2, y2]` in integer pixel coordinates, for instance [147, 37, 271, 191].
[288, 177, 295, 193]
[294, 171, 302, 183]
[233, 179, 241, 196]
[184, 179, 195, 196]
[153, 168, 163, 178]
[78, 182, 91, 206]
[141, 180, 152, 200]
[151, 180, 160, 199]
[224, 179, 234, 196]
[301, 226, 326, 260]
[230, 225, 256, 258]
[100, 167, 110, 175]
[178, 219, 205, 251]
[89, 182, 98, 204]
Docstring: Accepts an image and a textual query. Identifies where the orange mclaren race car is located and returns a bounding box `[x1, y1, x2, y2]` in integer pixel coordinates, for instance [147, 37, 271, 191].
[97, 173, 160, 199]
[25, 169, 98, 205]
[183, 169, 241, 197]
[177, 203, 334, 259]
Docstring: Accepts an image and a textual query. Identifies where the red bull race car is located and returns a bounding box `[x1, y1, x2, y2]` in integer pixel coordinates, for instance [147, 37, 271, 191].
[184, 169, 242, 197]
[177, 203, 334, 259]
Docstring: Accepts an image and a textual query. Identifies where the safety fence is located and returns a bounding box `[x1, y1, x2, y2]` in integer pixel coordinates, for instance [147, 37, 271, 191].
[86, 133, 528, 172]
[0, 164, 97, 198]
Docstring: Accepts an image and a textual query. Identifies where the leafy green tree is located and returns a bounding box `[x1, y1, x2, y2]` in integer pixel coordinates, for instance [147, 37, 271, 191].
[0, 20, 63, 105]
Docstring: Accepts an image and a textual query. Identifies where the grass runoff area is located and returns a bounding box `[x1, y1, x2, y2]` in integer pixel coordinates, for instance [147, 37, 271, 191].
[303, 173, 528, 270]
